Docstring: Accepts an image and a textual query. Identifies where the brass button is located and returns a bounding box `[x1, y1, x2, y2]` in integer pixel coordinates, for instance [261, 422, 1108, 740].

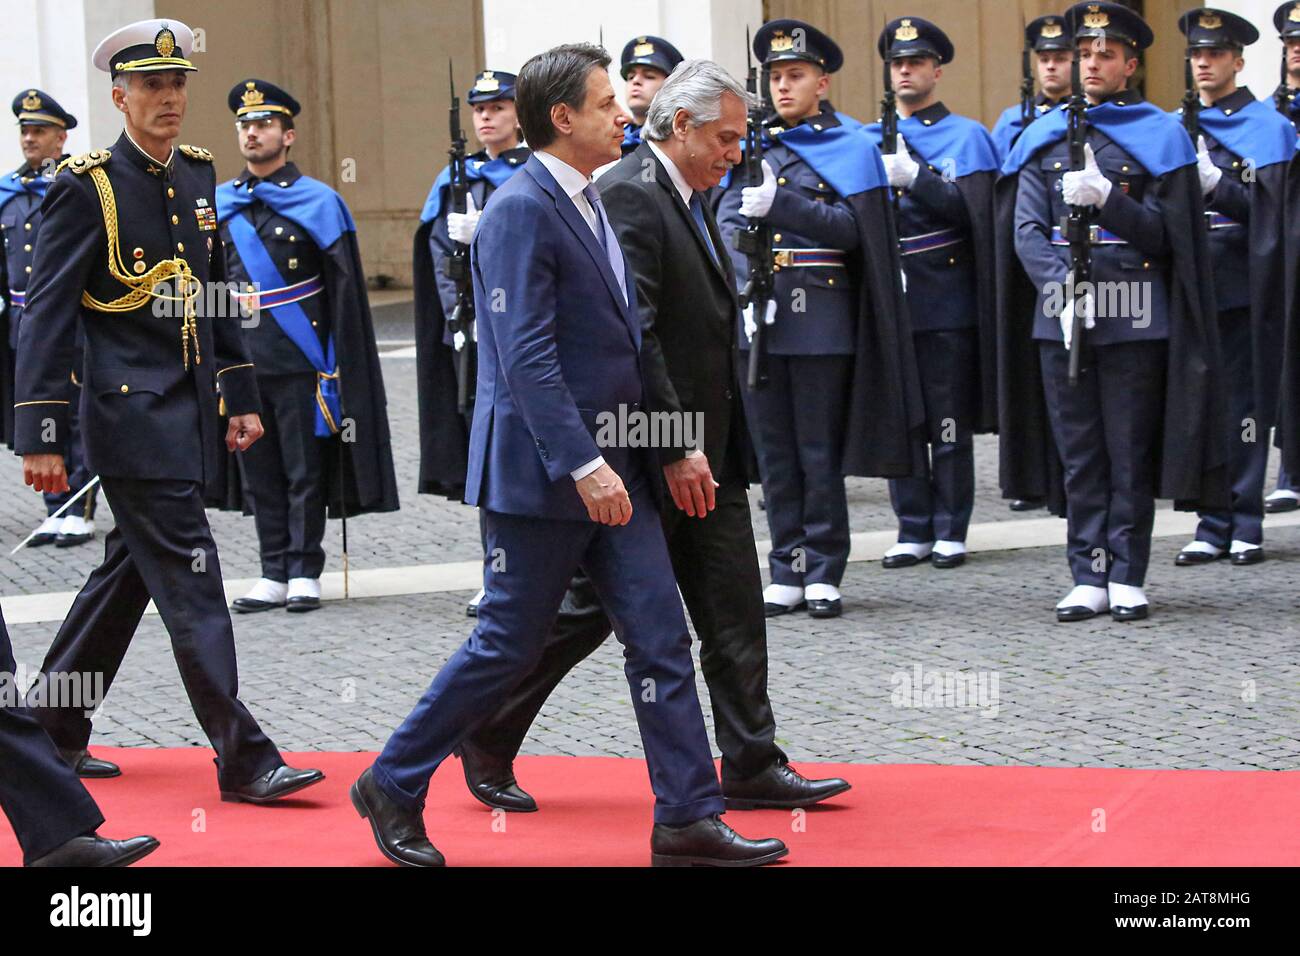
[1224, 108, 1233, 115]
[133, 261, 146, 274]
[812, 124, 822, 131]
[1054, 162, 1062, 169]
[1121, 165, 1129, 172]
[311, 320, 318, 327]
[24, 222, 31, 230]
[827, 277, 834, 286]
[948, 257, 956, 265]
[120, 384, 129, 393]
[279, 181, 288, 187]
[289, 235, 296, 242]
[923, 119, 932, 125]
[1143, 261, 1150, 269]
[275, 226, 283, 235]
[167, 187, 175, 198]
[171, 214, 179, 225]
[773, 264, 781, 272]
[176, 242, 184, 252]
[25, 265, 31, 273]
[23, 243, 31, 251]
[777, 176, 787, 185]
[817, 182, 825, 189]
[1232, 161, 1240, 168]
[773, 233, 782, 242]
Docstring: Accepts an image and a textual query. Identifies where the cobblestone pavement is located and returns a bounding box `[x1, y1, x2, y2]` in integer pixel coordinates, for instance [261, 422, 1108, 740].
[2, 311, 1298, 770]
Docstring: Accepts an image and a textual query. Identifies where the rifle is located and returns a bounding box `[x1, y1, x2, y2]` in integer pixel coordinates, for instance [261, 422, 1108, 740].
[1275, 47, 1292, 115]
[733, 29, 774, 391]
[1182, 54, 1200, 140]
[880, 22, 905, 264]
[1063, 44, 1092, 387]
[442, 60, 476, 414]
[1020, 13, 1035, 127]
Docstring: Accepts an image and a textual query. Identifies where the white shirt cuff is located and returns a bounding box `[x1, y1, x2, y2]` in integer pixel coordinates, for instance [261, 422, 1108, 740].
[684, 449, 704, 459]
[570, 456, 605, 481]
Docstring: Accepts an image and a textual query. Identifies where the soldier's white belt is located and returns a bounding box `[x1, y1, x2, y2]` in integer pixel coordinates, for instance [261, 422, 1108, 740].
[231, 274, 324, 311]
[772, 248, 846, 268]
[1050, 225, 1128, 246]
[6, 289, 24, 308]
[898, 228, 964, 256]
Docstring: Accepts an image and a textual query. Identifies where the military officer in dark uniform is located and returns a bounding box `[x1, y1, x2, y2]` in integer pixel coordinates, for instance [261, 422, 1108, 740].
[867, 18, 1001, 572]
[218, 79, 398, 614]
[617, 36, 684, 155]
[15, 18, 323, 800]
[1, 90, 97, 546]
[992, 15, 1073, 162]
[1001, 2, 1224, 622]
[1173, 9, 1297, 568]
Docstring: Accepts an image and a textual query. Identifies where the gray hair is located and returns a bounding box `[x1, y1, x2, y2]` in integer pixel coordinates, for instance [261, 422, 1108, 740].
[112, 74, 131, 93]
[642, 59, 754, 141]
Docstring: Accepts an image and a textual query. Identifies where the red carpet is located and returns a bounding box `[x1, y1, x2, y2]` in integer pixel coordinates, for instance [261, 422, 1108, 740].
[3, 749, 1296, 866]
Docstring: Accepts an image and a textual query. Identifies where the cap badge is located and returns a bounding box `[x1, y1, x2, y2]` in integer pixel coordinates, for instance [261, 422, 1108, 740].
[896, 19, 919, 42]
[155, 26, 176, 58]
[475, 71, 499, 93]
[1291, 3, 1300, 22]
[1041, 21, 1063, 38]
[21, 91, 41, 111]
[241, 82, 265, 108]
[1198, 12, 1223, 30]
[769, 30, 794, 52]
[1083, 5, 1110, 29]
[633, 39, 655, 57]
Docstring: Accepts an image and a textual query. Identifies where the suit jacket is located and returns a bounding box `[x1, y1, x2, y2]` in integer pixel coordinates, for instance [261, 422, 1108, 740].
[597, 142, 750, 483]
[464, 153, 654, 521]
[14, 132, 260, 489]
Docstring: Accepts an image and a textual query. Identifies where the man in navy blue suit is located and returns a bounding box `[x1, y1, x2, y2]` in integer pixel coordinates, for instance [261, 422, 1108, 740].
[351, 43, 786, 868]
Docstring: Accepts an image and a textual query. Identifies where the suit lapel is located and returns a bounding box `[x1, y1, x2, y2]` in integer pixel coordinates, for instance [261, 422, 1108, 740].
[643, 144, 730, 287]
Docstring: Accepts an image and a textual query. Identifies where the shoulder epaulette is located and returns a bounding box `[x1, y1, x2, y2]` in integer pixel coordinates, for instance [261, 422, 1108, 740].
[178, 144, 213, 162]
[57, 149, 112, 175]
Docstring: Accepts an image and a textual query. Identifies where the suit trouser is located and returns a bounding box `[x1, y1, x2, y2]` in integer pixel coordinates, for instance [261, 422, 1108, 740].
[0, 612, 103, 864]
[467, 477, 785, 780]
[238, 372, 327, 581]
[1039, 340, 1167, 587]
[372, 481, 726, 825]
[888, 329, 978, 543]
[1196, 309, 1268, 548]
[30, 477, 283, 790]
[43, 384, 98, 520]
[742, 353, 852, 588]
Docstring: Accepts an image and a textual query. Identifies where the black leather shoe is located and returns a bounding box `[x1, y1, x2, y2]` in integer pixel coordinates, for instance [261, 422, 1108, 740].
[286, 595, 321, 613]
[882, 552, 930, 569]
[1009, 498, 1046, 512]
[764, 600, 806, 618]
[651, 814, 787, 867]
[1175, 548, 1223, 566]
[806, 598, 841, 618]
[231, 597, 285, 614]
[1231, 548, 1265, 566]
[1056, 605, 1101, 623]
[466, 602, 478, 618]
[59, 747, 122, 779]
[1264, 497, 1299, 514]
[1110, 604, 1149, 622]
[454, 742, 537, 812]
[29, 531, 58, 548]
[55, 530, 94, 548]
[351, 768, 444, 867]
[724, 762, 851, 810]
[931, 552, 967, 569]
[28, 833, 159, 868]
[220, 764, 324, 804]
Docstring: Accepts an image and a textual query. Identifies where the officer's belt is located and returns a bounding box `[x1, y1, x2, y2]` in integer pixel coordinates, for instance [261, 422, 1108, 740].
[772, 248, 846, 268]
[898, 228, 964, 257]
[1050, 225, 1128, 246]
[1205, 212, 1240, 230]
[230, 274, 324, 311]
[6, 289, 24, 309]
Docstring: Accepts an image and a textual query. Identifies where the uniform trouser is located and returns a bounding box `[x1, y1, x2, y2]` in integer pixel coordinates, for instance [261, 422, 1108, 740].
[1196, 309, 1268, 548]
[0, 611, 103, 864]
[888, 329, 978, 543]
[1275, 465, 1298, 494]
[43, 382, 98, 520]
[742, 353, 852, 588]
[1039, 340, 1167, 587]
[238, 372, 327, 581]
[467, 477, 785, 780]
[372, 481, 726, 826]
[30, 477, 283, 790]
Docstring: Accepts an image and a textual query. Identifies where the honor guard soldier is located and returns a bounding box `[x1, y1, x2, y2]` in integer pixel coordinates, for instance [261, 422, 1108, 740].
[14, 18, 323, 800]
[2, 91, 96, 546]
[999, 2, 1226, 622]
[619, 36, 684, 154]
[992, 15, 1073, 162]
[865, 18, 1001, 571]
[1172, 9, 1297, 568]
[414, 69, 529, 615]
[217, 80, 398, 614]
[716, 19, 918, 618]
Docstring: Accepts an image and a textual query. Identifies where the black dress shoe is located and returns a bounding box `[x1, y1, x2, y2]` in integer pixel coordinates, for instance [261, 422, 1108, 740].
[1056, 605, 1101, 623]
[351, 768, 444, 867]
[882, 552, 930, 569]
[28, 833, 159, 868]
[1175, 548, 1223, 566]
[724, 762, 852, 810]
[55, 530, 94, 548]
[231, 597, 285, 614]
[764, 600, 806, 618]
[1009, 498, 1046, 512]
[454, 742, 537, 812]
[29, 531, 58, 548]
[1110, 604, 1149, 622]
[220, 764, 324, 804]
[651, 814, 787, 867]
[466, 602, 478, 618]
[286, 595, 321, 613]
[931, 551, 967, 569]
[1231, 548, 1265, 566]
[59, 747, 122, 778]
[806, 598, 841, 618]
[1264, 497, 1299, 514]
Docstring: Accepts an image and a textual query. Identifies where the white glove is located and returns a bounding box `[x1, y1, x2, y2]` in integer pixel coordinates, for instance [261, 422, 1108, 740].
[1196, 135, 1223, 197]
[900, 269, 908, 294]
[446, 191, 481, 245]
[1059, 285, 1096, 351]
[453, 330, 466, 352]
[882, 133, 920, 190]
[1061, 144, 1113, 209]
[739, 159, 777, 219]
[742, 299, 778, 343]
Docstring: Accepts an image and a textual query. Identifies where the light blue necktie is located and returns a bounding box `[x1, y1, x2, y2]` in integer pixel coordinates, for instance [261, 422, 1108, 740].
[581, 183, 627, 304]
[689, 192, 720, 267]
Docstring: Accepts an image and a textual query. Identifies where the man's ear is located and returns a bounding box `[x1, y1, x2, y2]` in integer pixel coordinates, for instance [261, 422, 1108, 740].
[549, 102, 572, 137]
[816, 70, 831, 98]
[283, 127, 297, 149]
[111, 85, 128, 116]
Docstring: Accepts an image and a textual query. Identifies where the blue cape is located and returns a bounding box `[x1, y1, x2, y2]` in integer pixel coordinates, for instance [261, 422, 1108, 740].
[0, 168, 50, 209]
[862, 111, 1001, 178]
[622, 123, 643, 152]
[217, 174, 355, 249]
[991, 104, 1029, 162]
[720, 112, 887, 197]
[419, 154, 523, 223]
[1171, 98, 1297, 169]
[1002, 100, 1196, 178]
